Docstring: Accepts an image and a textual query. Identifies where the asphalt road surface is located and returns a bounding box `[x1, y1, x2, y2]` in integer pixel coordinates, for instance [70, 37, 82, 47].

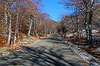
[0, 35, 89, 66]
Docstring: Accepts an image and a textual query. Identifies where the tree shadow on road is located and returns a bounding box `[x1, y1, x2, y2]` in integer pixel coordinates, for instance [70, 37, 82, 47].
[0, 46, 79, 66]
[0, 35, 88, 66]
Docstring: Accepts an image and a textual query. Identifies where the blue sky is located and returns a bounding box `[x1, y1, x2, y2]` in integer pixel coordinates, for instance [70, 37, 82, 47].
[42, 0, 74, 21]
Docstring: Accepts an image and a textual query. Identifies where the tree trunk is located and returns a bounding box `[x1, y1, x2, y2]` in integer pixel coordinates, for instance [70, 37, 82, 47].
[33, 19, 36, 35]
[28, 17, 32, 38]
[45, 25, 47, 35]
[13, 13, 19, 46]
[88, 8, 93, 46]
[84, 11, 89, 44]
[4, 1, 8, 35]
[76, 16, 80, 40]
[71, 16, 75, 39]
[8, 13, 12, 45]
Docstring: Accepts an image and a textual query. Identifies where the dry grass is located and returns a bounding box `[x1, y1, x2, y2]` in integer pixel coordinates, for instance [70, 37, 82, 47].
[0, 33, 48, 56]
[70, 35, 100, 59]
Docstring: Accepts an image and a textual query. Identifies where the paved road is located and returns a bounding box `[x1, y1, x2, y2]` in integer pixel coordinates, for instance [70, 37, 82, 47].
[0, 35, 89, 66]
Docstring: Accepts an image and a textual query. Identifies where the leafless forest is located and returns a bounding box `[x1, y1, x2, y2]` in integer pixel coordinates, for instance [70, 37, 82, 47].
[58, 0, 100, 59]
[0, 0, 100, 65]
[0, 0, 57, 46]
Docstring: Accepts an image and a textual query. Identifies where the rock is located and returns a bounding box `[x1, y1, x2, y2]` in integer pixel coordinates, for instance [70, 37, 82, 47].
[1, 52, 9, 56]
[97, 48, 100, 51]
